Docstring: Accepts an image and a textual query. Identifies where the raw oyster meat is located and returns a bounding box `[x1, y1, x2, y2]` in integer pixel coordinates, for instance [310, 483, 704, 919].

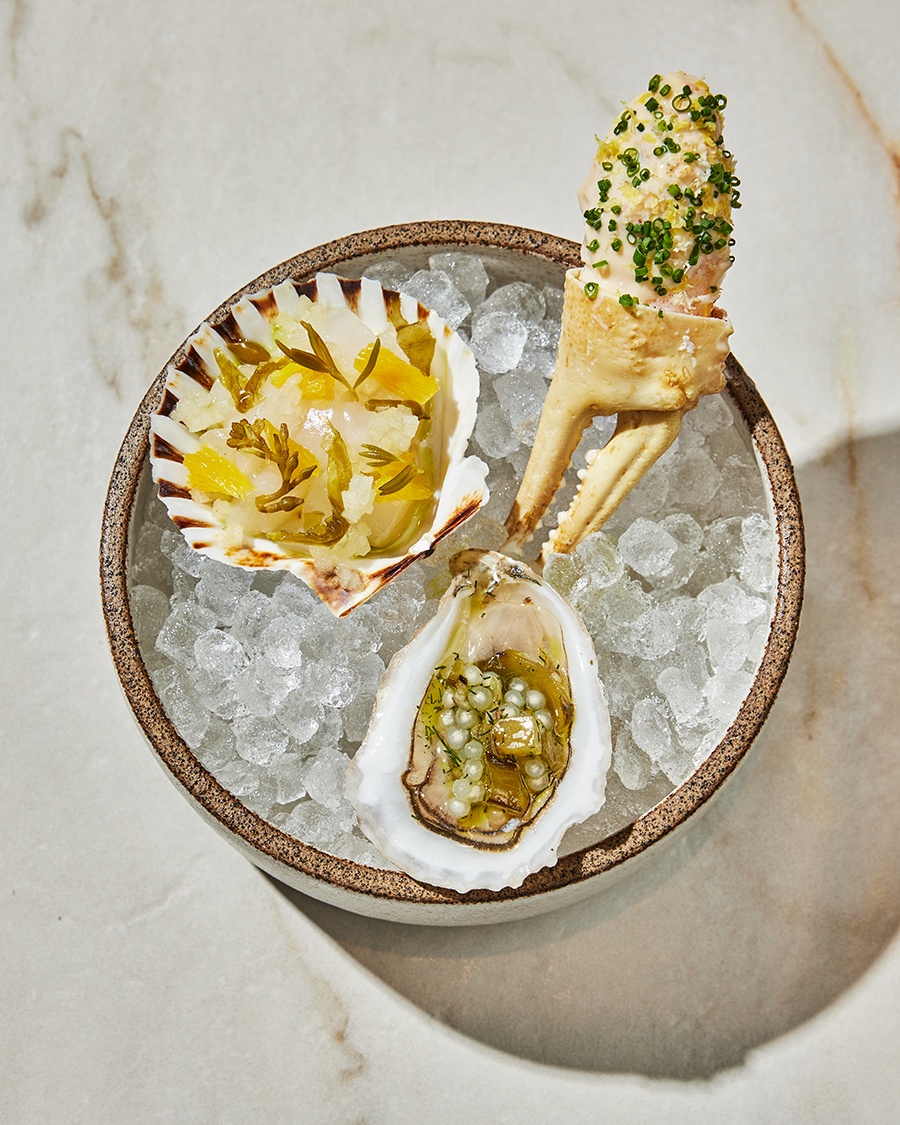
[346, 550, 612, 892]
[150, 272, 489, 616]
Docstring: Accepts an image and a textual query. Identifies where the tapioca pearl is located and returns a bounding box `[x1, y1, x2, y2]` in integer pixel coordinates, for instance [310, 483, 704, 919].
[524, 690, 546, 711]
[499, 703, 521, 720]
[455, 708, 478, 729]
[462, 664, 483, 686]
[463, 739, 484, 759]
[535, 709, 553, 729]
[468, 686, 493, 710]
[468, 783, 485, 803]
[452, 778, 474, 800]
[507, 677, 527, 693]
[463, 760, 484, 780]
[439, 709, 456, 729]
[504, 689, 525, 708]
[447, 797, 470, 819]
[442, 690, 456, 709]
[527, 775, 549, 792]
[523, 758, 546, 778]
[446, 727, 467, 750]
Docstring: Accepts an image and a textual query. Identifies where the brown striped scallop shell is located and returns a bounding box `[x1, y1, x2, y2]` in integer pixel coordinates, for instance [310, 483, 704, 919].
[149, 272, 489, 615]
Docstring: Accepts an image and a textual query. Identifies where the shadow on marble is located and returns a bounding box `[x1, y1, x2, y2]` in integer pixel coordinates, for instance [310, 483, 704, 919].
[271, 428, 900, 1080]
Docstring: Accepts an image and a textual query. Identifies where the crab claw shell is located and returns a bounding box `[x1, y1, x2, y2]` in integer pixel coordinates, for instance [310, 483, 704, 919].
[504, 269, 732, 549]
[541, 408, 684, 562]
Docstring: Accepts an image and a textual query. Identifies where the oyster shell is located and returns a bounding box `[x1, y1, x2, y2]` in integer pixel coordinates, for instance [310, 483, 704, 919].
[346, 550, 612, 892]
[150, 272, 489, 615]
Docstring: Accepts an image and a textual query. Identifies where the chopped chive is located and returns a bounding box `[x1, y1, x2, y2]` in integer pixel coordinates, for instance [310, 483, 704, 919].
[672, 93, 691, 111]
[611, 238, 622, 251]
[583, 281, 599, 299]
[659, 83, 671, 96]
[619, 294, 635, 307]
[648, 74, 661, 93]
[645, 96, 659, 113]
[587, 238, 599, 252]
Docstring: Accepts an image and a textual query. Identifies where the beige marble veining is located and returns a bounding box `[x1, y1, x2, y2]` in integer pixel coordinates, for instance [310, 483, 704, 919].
[3, 0, 899, 1121]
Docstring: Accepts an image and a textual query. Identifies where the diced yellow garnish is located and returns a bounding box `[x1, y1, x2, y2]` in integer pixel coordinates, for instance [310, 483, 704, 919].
[298, 368, 332, 399]
[269, 361, 303, 388]
[184, 445, 254, 499]
[373, 465, 433, 503]
[354, 341, 439, 405]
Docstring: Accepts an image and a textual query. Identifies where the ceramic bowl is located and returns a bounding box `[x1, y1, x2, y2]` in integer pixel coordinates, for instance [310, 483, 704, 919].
[100, 220, 804, 926]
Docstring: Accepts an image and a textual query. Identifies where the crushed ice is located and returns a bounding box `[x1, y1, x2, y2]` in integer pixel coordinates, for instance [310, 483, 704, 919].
[129, 253, 776, 864]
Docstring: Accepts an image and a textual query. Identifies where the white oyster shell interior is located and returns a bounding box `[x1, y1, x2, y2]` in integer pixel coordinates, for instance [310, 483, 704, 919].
[346, 550, 612, 893]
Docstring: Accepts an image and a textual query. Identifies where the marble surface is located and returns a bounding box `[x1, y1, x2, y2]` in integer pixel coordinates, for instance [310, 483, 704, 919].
[3, 1, 899, 1120]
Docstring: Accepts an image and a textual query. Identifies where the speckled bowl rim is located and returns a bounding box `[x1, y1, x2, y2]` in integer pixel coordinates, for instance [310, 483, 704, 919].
[100, 219, 805, 913]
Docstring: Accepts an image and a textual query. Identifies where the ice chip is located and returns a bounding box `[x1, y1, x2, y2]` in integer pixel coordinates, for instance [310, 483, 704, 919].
[705, 669, 754, 722]
[400, 269, 470, 329]
[630, 606, 679, 660]
[574, 532, 625, 589]
[234, 714, 289, 766]
[261, 615, 305, 670]
[474, 281, 545, 324]
[705, 617, 752, 672]
[156, 601, 218, 665]
[740, 512, 775, 593]
[657, 665, 705, 724]
[494, 368, 548, 443]
[194, 559, 254, 625]
[630, 696, 674, 763]
[428, 251, 489, 308]
[362, 259, 413, 290]
[474, 403, 520, 458]
[618, 519, 679, 580]
[613, 729, 654, 791]
[269, 752, 307, 804]
[469, 310, 529, 375]
[194, 630, 248, 681]
[161, 529, 203, 577]
[150, 665, 209, 747]
[302, 744, 353, 811]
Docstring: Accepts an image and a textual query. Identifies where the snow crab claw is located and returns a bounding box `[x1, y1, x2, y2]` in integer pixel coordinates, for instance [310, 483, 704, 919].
[505, 274, 732, 560]
[505, 71, 738, 562]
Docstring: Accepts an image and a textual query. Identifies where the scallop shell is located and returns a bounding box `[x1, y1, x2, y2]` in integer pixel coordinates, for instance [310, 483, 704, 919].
[150, 272, 489, 615]
[346, 550, 612, 893]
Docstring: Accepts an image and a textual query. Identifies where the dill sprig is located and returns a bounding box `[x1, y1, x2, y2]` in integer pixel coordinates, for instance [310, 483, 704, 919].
[226, 418, 318, 513]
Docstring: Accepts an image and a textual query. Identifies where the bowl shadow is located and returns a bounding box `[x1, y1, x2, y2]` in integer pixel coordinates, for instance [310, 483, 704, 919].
[271, 427, 900, 1079]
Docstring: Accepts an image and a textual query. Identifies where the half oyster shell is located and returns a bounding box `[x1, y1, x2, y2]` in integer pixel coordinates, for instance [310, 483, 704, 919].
[150, 272, 489, 616]
[346, 550, 612, 893]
